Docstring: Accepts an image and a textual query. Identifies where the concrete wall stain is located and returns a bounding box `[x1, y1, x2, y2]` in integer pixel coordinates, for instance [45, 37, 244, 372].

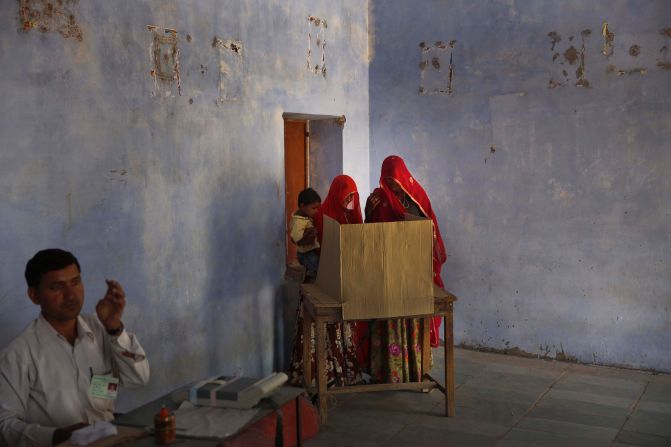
[18, 0, 82, 41]
[601, 23, 670, 75]
[419, 39, 456, 95]
[549, 29, 590, 88]
[148, 26, 181, 96]
[574, 29, 591, 87]
[212, 37, 243, 102]
[550, 23, 671, 84]
[307, 15, 327, 78]
[659, 27, 671, 70]
[601, 21, 614, 57]
[459, 343, 578, 363]
[607, 65, 647, 76]
[547, 31, 561, 52]
[563, 45, 578, 65]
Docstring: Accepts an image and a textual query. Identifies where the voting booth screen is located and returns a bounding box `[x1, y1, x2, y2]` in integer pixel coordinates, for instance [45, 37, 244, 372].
[316, 216, 434, 320]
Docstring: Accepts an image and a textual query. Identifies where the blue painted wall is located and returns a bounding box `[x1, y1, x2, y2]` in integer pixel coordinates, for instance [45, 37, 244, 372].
[309, 119, 344, 199]
[0, 0, 369, 410]
[369, 0, 671, 372]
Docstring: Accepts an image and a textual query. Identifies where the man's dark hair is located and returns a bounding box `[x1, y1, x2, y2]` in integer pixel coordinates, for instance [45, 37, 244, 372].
[25, 249, 81, 288]
[298, 188, 321, 207]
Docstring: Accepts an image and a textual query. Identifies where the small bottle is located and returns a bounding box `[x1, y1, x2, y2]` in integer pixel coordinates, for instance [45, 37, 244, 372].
[154, 405, 176, 444]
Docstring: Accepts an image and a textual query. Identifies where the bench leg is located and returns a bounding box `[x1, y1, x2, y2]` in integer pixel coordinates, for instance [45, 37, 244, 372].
[302, 303, 313, 387]
[315, 317, 328, 425]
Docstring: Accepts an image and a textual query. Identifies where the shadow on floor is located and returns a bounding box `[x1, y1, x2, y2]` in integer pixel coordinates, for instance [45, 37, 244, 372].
[304, 347, 671, 447]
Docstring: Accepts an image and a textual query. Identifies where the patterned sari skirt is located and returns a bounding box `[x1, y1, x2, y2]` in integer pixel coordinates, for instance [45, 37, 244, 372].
[288, 292, 363, 388]
[369, 317, 432, 383]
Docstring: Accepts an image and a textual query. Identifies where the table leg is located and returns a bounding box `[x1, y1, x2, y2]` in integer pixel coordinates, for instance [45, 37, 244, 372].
[315, 317, 328, 425]
[302, 302, 313, 388]
[445, 308, 455, 416]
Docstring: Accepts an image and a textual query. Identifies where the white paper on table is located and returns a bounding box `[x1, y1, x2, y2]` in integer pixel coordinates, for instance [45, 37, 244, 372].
[173, 401, 259, 438]
[69, 421, 118, 446]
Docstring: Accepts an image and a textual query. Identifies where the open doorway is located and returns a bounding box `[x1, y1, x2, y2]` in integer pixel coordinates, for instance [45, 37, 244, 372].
[283, 113, 345, 273]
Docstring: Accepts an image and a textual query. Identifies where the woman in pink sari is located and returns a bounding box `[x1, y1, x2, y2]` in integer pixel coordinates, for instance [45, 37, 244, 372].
[289, 175, 364, 387]
[360, 155, 447, 383]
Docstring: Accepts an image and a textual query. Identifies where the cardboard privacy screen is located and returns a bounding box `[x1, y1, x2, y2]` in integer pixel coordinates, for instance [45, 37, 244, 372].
[316, 216, 434, 320]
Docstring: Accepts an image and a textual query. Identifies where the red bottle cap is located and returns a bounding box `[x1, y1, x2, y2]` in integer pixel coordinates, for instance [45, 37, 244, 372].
[159, 406, 170, 418]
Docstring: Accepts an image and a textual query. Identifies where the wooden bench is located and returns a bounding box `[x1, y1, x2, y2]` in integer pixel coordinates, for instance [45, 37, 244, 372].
[285, 262, 306, 283]
[300, 283, 457, 424]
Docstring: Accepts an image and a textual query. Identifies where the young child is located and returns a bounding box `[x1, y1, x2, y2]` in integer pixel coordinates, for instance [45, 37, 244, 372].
[290, 188, 321, 281]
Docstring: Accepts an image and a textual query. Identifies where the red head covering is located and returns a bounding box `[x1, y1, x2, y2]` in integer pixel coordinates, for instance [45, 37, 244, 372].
[376, 155, 447, 272]
[314, 175, 363, 243]
[366, 155, 447, 347]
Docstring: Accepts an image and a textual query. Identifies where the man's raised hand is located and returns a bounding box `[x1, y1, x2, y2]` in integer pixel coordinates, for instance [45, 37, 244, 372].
[96, 279, 125, 332]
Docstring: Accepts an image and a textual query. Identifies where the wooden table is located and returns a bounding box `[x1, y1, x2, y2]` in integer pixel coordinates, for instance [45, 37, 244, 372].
[300, 283, 457, 424]
[111, 385, 308, 446]
[57, 426, 148, 447]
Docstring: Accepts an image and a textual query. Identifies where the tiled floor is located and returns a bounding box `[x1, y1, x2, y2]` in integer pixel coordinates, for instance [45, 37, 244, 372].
[304, 348, 671, 446]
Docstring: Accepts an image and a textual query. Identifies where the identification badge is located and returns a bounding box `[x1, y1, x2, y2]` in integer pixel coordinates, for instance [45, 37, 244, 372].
[89, 375, 119, 400]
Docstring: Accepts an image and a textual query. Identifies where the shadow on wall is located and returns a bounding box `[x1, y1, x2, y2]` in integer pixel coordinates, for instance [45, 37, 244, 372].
[204, 158, 286, 379]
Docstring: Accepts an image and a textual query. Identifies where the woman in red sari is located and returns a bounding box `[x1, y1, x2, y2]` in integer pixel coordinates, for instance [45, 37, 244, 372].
[314, 175, 363, 240]
[289, 175, 364, 388]
[361, 155, 447, 383]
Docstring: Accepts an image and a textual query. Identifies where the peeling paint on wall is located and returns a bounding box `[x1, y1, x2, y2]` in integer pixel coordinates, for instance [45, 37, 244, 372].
[418, 39, 456, 95]
[548, 29, 590, 88]
[212, 37, 243, 102]
[607, 65, 647, 76]
[547, 31, 561, 52]
[551, 22, 662, 80]
[107, 169, 128, 185]
[659, 27, 671, 70]
[547, 21, 671, 82]
[18, 0, 82, 41]
[601, 21, 614, 57]
[147, 25, 181, 97]
[600, 23, 668, 76]
[307, 15, 327, 77]
[575, 29, 590, 87]
[563, 45, 578, 65]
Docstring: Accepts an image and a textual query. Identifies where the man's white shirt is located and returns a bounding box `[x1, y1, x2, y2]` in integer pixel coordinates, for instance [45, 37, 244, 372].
[0, 314, 149, 446]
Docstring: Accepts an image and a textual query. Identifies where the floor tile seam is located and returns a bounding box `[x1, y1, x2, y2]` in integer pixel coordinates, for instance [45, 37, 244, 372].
[380, 422, 413, 445]
[617, 429, 671, 444]
[518, 416, 621, 436]
[537, 395, 641, 414]
[508, 392, 634, 406]
[505, 426, 620, 445]
[491, 364, 572, 446]
[455, 371, 479, 391]
[610, 380, 649, 447]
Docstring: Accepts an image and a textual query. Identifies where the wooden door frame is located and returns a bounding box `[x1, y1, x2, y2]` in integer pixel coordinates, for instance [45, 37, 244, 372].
[282, 113, 345, 267]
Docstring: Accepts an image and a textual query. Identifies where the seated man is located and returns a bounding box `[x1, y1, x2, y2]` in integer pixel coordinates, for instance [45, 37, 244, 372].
[0, 249, 150, 446]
